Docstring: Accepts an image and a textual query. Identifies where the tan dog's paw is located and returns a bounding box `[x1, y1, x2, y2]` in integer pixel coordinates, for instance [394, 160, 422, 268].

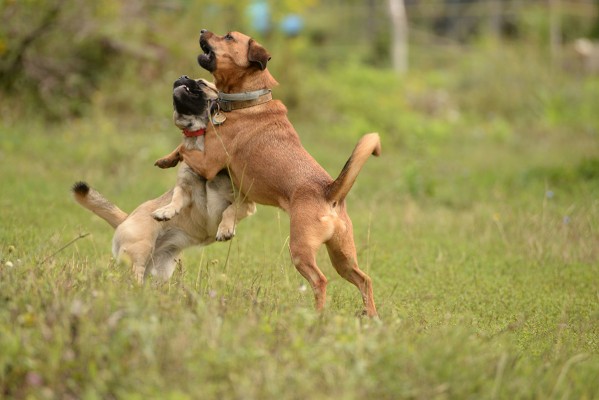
[154, 156, 180, 169]
[133, 266, 146, 285]
[216, 222, 235, 242]
[152, 205, 179, 221]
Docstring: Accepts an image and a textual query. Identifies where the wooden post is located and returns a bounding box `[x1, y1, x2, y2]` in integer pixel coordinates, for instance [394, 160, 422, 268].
[389, 0, 408, 74]
[489, 0, 502, 38]
[549, 0, 562, 69]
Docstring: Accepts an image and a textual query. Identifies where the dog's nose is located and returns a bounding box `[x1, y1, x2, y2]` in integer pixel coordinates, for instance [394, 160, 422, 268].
[200, 29, 207, 34]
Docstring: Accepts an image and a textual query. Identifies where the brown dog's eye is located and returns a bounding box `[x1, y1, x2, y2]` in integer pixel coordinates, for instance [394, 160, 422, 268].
[224, 33, 234, 41]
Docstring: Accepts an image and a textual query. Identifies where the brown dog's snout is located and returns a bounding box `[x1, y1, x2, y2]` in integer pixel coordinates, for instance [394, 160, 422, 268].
[198, 29, 214, 48]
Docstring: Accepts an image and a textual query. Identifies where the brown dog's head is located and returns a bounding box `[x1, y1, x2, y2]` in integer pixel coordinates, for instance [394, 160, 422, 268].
[197, 30, 277, 92]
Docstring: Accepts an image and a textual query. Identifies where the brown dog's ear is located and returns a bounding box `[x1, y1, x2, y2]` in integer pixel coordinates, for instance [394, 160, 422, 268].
[248, 39, 271, 70]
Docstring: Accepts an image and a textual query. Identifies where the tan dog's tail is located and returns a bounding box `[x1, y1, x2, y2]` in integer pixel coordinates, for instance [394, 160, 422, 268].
[326, 133, 381, 204]
[72, 181, 128, 229]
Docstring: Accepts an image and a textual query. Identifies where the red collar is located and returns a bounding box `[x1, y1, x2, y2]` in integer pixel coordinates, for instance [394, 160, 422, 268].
[182, 128, 206, 137]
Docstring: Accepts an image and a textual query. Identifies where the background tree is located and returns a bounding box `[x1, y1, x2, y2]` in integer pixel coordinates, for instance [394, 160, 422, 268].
[389, 0, 408, 74]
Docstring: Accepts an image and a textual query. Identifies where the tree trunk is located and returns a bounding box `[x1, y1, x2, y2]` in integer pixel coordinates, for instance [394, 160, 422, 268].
[389, 0, 408, 74]
[549, 0, 562, 69]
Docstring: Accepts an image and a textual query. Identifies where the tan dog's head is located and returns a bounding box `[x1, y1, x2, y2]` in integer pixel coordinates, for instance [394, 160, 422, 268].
[197, 30, 277, 92]
[172, 76, 217, 131]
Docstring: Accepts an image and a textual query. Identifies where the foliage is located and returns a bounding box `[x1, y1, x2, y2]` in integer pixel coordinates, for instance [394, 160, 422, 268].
[3, 1, 597, 121]
[0, 0, 122, 118]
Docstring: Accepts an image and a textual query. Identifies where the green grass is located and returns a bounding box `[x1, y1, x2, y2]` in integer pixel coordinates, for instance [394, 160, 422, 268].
[1, 41, 599, 399]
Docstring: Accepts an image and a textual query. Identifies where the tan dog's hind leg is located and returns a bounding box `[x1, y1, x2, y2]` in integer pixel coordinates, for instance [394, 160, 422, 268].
[216, 200, 257, 241]
[325, 212, 378, 317]
[122, 242, 153, 284]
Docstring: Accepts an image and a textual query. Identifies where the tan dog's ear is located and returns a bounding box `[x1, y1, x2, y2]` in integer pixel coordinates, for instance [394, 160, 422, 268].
[248, 39, 271, 70]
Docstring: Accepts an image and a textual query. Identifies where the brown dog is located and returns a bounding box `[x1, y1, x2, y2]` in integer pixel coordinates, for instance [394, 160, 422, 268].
[156, 30, 381, 317]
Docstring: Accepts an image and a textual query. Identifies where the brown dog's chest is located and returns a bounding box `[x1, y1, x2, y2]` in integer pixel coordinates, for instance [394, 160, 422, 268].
[208, 106, 332, 209]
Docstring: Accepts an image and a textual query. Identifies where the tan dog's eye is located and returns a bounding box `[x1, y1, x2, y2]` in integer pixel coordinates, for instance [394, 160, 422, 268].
[224, 33, 234, 41]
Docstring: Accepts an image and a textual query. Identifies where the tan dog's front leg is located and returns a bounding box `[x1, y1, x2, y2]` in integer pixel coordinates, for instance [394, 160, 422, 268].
[216, 200, 257, 241]
[155, 145, 182, 169]
[152, 185, 191, 221]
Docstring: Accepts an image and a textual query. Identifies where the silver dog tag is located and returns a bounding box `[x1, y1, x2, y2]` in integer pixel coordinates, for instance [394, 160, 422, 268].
[212, 112, 226, 125]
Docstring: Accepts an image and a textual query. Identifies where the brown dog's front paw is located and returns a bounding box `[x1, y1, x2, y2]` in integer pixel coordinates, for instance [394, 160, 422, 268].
[154, 157, 179, 169]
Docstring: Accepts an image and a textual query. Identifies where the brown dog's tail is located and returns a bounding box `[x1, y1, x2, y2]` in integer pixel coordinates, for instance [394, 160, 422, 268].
[72, 181, 128, 229]
[326, 133, 381, 204]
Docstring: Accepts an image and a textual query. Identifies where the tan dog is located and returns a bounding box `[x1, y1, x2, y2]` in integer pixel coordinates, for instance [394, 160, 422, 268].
[152, 75, 255, 241]
[156, 30, 381, 316]
[74, 76, 255, 283]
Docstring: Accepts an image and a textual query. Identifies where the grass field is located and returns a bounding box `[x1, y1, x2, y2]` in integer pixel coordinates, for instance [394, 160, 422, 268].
[1, 40, 599, 398]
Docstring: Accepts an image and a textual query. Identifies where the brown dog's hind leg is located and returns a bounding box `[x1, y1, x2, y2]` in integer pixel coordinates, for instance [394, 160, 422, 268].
[289, 220, 328, 311]
[325, 214, 378, 317]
